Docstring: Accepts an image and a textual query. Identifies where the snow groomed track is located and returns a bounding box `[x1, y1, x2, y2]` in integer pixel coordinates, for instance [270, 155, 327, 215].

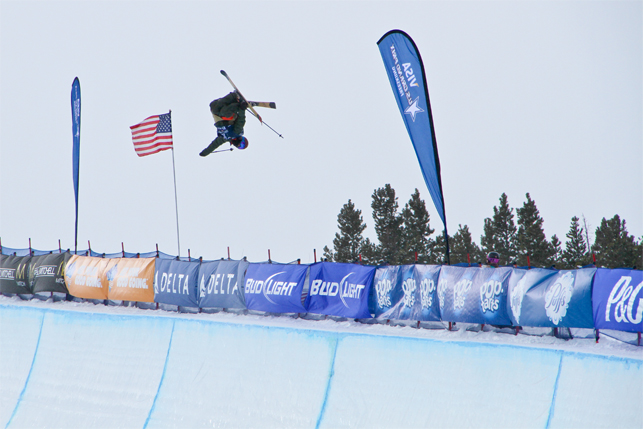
[1, 304, 641, 428]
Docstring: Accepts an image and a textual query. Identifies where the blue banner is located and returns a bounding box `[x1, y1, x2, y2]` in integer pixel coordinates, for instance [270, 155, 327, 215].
[373, 265, 442, 321]
[377, 30, 446, 227]
[71, 77, 81, 251]
[592, 268, 642, 333]
[244, 263, 308, 313]
[154, 259, 200, 307]
[198, 259, 249, 309]
[507, 268, 596, 328]
[305, 262, 375, 319]
[437, 266, 513, 325]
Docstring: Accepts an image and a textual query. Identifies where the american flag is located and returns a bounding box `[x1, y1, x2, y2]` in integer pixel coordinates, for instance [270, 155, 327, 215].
[130, 112, 173, 157]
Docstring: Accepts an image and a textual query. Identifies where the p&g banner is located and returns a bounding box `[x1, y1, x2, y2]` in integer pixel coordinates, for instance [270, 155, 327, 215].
[592, 268, 642, 333]
[305, 262, 375, 319]
[244, 263, 308, 313]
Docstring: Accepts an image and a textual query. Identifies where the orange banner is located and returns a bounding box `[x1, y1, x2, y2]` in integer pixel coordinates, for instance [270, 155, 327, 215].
[64, 255, 111, 300]
[106, 257, 155, 303]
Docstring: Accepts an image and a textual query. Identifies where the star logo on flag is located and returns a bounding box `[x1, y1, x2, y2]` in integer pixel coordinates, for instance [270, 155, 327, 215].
[404, 97, 424, 122]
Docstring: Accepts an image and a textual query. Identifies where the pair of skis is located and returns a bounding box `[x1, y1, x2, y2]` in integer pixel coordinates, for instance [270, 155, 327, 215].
[220, 70, 282, 138]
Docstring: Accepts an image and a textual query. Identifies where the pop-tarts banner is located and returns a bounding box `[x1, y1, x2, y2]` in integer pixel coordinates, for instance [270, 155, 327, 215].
[438, 266, 513, 325]
[244, 263, 308, 313]
[507, 268, 595, 328]
[373, 265, 442, 321]
[198, 259, 249, 309]
[154, 259, 200, 307]
[305, 262, 375, 319]
[592, 268, 642, 333]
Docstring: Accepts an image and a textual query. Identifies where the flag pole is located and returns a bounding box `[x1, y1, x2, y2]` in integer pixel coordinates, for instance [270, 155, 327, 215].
[169, 110, 181, 257]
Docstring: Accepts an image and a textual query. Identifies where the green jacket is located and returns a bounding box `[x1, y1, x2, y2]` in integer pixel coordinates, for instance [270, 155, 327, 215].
[209, 92, 246, 136]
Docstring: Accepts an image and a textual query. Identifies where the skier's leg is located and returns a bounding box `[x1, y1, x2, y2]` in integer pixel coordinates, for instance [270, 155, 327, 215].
[199, 136, 226, 157]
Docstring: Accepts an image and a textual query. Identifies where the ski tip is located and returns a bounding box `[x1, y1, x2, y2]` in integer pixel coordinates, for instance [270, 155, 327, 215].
[220, 70, 227, 76]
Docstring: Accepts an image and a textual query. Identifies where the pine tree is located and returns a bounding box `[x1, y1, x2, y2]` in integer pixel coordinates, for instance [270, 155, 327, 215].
[516, 193, 553, 267]
[561, 216, 588, 268]
[323, 199, 367, 263]
[399, 189, 434, 264]
[592, 215, 640, 268]
[371, 184, 403, 265]
[450, 224, 483, 264]
[549, 235, 562, 268]
[427, 231, 447, 264]
[480, 193, 518, 265]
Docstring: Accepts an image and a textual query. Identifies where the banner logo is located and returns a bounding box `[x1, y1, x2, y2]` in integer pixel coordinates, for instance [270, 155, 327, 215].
[510, 276, 527, 324]
[199, 273, 239, 297]
[438, 278, 447, 309]
[0, 268, 15, 281]
[544, 272, 574, 325]
[420, 278, 435, 309]
[375, 277, 394, 308]
[402, 277, 416, 308]
[453, 279, 472, 310]
[310, 273, 365, 309]
[605, 276, 643, 325]
[480, 280, 502, 313]
[245, 271, 299, 304]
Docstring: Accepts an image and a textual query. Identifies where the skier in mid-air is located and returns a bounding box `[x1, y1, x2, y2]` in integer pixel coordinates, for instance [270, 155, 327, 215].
[199, 92, 249, 156]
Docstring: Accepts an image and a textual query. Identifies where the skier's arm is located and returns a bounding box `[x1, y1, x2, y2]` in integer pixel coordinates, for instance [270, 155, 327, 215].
[233, 109, 246, 135]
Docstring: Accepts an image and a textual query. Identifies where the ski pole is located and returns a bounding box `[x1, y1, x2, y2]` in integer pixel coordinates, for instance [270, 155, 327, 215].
[211, 148, 234, 154]
[247, 109, 284, 138]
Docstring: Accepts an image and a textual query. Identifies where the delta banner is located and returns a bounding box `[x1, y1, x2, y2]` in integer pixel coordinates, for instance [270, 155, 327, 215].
[373, 265, 442, 321]
[377, 30, 446, 227]
[507, 268, 596, 328]
[29, 252, 71, 294]
[438, 266, 513, 325]
[154, 259, 200, 308]
[64, 255, 111, 300]
[0, 254, 32, 294]
[305, 262, 375, 319]
[105, 257, 155, 303]
[198, 259, 249, 309]
[592, 268, 642, 333]
[244, 263, 308, 313]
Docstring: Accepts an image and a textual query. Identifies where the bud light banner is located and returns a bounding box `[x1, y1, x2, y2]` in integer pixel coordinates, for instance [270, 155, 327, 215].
[154, 259, 200, 308]
[507, 268, 595, 328]
[305, 262, 375, 319]
[438, 266, 513, 325]
[0, 254, 32, 294]
[592, 268, 642, 333]
[198, 259, 249, 309]
[30, 252, 71, 294]
[244, 263, 308, 313]
[377, 30, 446, 227]
[373, 265, 442, 321]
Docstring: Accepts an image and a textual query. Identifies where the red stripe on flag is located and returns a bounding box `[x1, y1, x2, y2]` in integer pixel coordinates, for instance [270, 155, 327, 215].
[130, 114, 173, 157]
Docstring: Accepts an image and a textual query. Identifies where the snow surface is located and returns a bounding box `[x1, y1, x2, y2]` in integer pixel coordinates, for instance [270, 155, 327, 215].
[0, 295, 641, 428]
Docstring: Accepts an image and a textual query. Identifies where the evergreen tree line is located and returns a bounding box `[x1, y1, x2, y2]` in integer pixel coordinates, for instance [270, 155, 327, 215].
[323, 186, 642, 269]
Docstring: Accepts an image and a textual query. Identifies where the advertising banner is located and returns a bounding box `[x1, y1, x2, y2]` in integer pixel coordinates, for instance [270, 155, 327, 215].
[305, 262, 375, 319]
[0, 254, 32, 294]
[106, 257, 155, 303]
[30, 252, 71, 294]
[244, 263, 308, 313]
[373, 265, 442, 321]
[153, 259, 200, 307]
[64, 255, 111, 300]
[592, 268, 642, 333]
[198, 259, 249, 309]
[438, 266, 513, 325]
[507, 268, 596, 328]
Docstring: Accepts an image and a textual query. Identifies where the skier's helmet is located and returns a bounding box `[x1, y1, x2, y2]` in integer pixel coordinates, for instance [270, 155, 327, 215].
[233, 136, 248, 150]
[487, 251, 500, 265]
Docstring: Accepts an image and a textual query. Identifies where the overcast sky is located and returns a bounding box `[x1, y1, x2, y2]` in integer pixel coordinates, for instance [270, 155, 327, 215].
[1, 1, 641, 263]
